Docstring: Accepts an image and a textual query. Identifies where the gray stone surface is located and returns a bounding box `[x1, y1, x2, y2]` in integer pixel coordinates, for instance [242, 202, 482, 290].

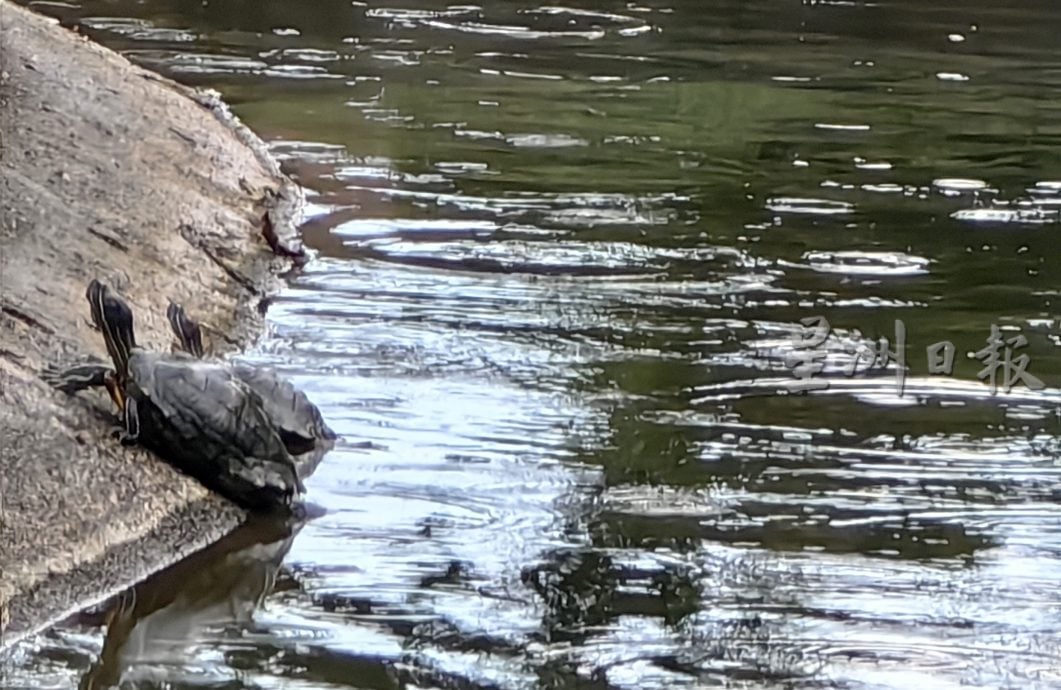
[0, 0, 301, 650]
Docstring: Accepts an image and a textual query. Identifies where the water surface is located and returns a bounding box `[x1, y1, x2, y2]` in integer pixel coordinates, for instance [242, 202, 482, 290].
[6, 0, 1061, 688]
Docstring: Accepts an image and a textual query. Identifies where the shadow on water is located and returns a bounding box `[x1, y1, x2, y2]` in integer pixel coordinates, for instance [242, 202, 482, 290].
[8, 0, 1061, 688]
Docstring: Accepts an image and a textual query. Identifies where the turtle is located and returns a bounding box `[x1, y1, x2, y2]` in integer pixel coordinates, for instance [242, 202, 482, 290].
[45, 286, 338, 458]
[46, 280, 309, 512]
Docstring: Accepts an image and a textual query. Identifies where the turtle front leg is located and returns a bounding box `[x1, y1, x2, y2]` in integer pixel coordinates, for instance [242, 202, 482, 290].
[118, 397, 141, 447]
[41, 361, 112, 395]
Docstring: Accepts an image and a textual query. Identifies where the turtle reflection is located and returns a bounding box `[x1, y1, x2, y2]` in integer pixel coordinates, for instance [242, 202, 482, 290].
[79, 516, 301, 690]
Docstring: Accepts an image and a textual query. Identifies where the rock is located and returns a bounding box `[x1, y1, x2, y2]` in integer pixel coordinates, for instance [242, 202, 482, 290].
[0, 0, 302, 652]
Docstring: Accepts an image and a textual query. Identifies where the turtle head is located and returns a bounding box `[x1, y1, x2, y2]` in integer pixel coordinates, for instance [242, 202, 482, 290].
[166, 301, 205, 358]
[87, 279, 137, 380]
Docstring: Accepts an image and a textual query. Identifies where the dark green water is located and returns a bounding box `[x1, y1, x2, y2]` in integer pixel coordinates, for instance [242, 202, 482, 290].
[6, 0, 1061, 688]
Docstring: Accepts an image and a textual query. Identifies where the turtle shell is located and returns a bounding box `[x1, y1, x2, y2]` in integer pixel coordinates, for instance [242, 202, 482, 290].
[128, 350, 303, 511]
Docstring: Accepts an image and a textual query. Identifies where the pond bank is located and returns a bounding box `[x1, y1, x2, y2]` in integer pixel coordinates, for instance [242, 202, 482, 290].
[0, 0, 301, 650]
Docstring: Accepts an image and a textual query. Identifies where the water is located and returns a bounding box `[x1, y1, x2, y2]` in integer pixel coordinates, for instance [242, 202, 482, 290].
[6, 0, 1061, 687]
